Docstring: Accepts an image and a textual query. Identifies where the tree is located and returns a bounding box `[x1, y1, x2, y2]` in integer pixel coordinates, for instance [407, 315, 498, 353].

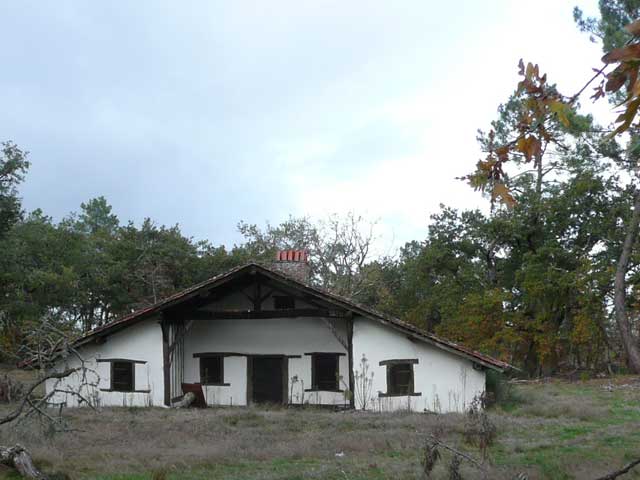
[0, 210, 81, 358]
[0, 142, 29, 239]
[237, 213, 378, 298]
[574, 0, 640, 373]
[451, 0, 640, 373]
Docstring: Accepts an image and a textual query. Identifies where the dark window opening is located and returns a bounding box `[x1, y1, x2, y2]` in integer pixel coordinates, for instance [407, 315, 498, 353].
[387, 363, 414, 395]
[112, 361, 134, 392]
[273, 295, 295, 310]
[312, 353, 339, 391]
[200, 356, 223, 384]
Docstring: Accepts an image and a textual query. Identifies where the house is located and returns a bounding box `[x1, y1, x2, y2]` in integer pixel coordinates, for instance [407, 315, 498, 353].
[46, 250, 510, 412]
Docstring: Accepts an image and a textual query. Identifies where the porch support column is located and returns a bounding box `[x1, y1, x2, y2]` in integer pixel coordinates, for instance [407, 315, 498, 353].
[160, 313, 171, 407]
[347, 313, 355, 410]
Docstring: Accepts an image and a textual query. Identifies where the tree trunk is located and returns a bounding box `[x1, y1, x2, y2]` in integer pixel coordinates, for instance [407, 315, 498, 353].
[0, 444, 46, 479]
[171, 391, 195, 408]
[614, 190, 640, 373]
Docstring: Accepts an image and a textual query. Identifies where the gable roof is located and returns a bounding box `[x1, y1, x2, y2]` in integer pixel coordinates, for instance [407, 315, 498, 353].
[75, 262, 511, 372]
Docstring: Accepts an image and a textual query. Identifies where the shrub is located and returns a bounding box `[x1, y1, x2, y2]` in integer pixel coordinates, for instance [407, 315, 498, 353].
[464, 395, 496, 460]
[485, 371, 520, 409]
[151, 469, 168, 480]
[0, 373, 25, 403]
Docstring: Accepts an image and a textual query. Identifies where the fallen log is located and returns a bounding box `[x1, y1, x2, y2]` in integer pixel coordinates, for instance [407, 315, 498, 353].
[594, 458, 640, 480]
[0, 444, 46, 479]
[171, 391, 195, 408]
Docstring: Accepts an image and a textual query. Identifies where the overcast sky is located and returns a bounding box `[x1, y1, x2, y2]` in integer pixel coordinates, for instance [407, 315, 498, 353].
[1, 1, 606, 252]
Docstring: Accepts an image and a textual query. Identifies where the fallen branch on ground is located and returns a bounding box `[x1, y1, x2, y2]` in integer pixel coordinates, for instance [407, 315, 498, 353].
[594, 458, 640, 480]
[0, 444, 46, 479]
[172, 392, 195, 408]
[426, 435, 488, 473]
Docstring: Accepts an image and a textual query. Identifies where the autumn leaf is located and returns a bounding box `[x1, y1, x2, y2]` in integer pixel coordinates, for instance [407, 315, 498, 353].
[605, 64, 630, 93]
[625, 19, 640, 36]
[516, 135, 542, 162]
[492, 182, 515, 207]
[548, 100, 571, 127]
[602, 44, 640, 63]
[608, 96, 640, 138]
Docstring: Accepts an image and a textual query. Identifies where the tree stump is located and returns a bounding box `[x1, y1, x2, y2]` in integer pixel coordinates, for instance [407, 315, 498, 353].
[171, 391, 195, 408]
[0, 444, 46, 479]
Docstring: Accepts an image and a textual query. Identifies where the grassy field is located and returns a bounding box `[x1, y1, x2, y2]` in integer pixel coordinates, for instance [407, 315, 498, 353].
[1, 375, 640, 480]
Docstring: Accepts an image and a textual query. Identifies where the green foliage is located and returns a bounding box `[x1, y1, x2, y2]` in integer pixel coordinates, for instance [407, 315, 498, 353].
[485, 371, 519, 410]
[0, 141, 29, 239]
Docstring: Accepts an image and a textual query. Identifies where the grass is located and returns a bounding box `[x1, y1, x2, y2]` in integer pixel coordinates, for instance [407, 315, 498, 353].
[1, 374, 640, 479]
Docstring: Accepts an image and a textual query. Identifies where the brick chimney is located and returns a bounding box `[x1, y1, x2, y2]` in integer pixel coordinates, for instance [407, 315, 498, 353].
[272, 249, 311, 283]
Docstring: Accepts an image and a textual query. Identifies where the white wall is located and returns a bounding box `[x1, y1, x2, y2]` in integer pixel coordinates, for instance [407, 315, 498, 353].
[352, 317, 486, 413]
[46, 317, 164, 407]
[183, 317, 349, 407]
[45, 289, 486, 412]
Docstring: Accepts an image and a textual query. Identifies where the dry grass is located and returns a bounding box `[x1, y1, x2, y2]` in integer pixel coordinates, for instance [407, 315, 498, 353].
[0, 376, 640, 479]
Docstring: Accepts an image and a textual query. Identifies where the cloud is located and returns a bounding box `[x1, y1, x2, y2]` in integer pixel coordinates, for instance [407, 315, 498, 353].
[2, 0, 605, 251]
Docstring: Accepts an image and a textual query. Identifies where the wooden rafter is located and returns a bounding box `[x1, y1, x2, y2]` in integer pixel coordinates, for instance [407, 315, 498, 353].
[189, 308, 346, 320]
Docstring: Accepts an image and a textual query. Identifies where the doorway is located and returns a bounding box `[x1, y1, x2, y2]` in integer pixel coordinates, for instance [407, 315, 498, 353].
[249, 356, 286, 404]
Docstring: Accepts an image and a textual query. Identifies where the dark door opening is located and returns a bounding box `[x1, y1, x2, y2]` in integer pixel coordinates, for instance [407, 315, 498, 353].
[250, 356, 284, 404]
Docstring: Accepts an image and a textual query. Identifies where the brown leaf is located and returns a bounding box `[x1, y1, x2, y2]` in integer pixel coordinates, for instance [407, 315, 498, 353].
[492, 183, 516, 207]
[605, 65, 630, 93]
[608, 96, 640, 138]
[516, 135, 542, 162]
[625, 19, 640, 36]
[602, 44, 640, 63]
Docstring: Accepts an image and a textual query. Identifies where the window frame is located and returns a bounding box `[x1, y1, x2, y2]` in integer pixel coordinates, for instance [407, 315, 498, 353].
[111, 360, 135, 393]
[96, 358, 150, 393]
[306, 352, 344, 392]
[199, 354, 229, 386]
[379, 359, 422, 397]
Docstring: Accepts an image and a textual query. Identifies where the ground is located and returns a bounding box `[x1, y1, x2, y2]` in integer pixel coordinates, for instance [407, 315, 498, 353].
[1, 374, 640, 480]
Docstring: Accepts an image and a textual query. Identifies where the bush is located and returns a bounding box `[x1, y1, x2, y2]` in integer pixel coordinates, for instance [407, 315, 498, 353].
[485, 371, 520, 409]
[0, 373, 25, 403]
[464, 395, 496, 460]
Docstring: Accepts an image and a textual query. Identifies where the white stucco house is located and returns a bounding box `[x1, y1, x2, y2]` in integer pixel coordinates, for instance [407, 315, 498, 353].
[46, 250, 510, 412]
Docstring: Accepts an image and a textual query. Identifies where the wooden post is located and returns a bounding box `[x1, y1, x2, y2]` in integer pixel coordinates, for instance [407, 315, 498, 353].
[160, 314, 171, 407]
[254, 280, 262, 311]
[347, 314, 355, 410]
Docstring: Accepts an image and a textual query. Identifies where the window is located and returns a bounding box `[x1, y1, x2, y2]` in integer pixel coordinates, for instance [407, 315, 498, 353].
[273, 295, 295, 310]
[311, 353, 340, 391]
[380, 359, 421, 397]
[388, 363, 413, 395]
[112, 361, 134, 392]
[200, 356, 223, 384]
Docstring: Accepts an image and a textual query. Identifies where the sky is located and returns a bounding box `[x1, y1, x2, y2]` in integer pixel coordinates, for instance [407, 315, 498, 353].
[1, 0, 607, 253]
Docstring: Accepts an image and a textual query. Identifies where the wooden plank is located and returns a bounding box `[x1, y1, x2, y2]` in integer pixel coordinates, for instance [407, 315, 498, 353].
[160, 315, 171, 407]
[304, 352, 346, 356]
[347, 316, 355, 409]
[379, 358, 419, 366]
[96, 358, 147, 364]
[193, 352, 301, 358]
[99, 388, 151, 393]
[189, 308, 346, 320]
[378, 392, 422, 398]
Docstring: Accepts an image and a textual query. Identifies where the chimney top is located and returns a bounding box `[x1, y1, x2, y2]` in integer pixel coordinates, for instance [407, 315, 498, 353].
[272, 249, 310, 283]
[275, 249, 308, 262]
